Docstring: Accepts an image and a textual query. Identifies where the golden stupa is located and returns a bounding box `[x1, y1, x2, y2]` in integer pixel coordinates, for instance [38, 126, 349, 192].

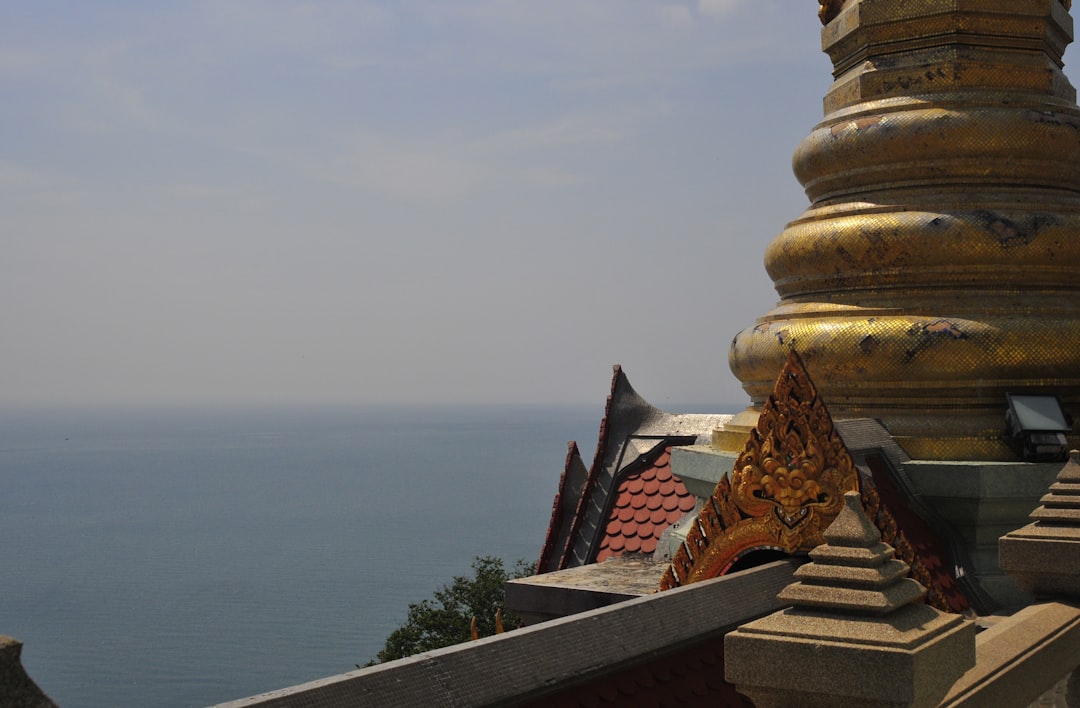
[724, 0, 1080, 461]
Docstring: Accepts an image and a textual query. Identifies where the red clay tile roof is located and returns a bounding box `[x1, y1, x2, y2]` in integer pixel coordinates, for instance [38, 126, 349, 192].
[537, 365, 727, 572]
[595, 448, 696, 563]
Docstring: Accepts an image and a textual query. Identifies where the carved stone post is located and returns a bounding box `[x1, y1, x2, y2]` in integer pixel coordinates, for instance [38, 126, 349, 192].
[725, 492, 975, 707]
[1000, 450, 1080, 597]
[1000, 450, 1080, 707]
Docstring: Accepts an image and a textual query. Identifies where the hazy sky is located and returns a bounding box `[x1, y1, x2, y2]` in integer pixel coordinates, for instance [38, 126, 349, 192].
[3, 1, 840, 409]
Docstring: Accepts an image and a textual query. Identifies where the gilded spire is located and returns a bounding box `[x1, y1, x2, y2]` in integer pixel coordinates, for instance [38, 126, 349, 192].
[820, 0, 1073, 26]
[730, 0, 1080, 461]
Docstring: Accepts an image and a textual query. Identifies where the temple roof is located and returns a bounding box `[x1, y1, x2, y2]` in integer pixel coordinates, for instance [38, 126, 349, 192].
[659, 351, 980, 613]
[536, 365, 728, 573]
[596, 447, 698, 563]
[539, 356, 979, 615]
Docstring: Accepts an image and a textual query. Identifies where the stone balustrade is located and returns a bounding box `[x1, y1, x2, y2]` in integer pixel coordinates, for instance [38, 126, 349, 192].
[725, 452, 1080, 707]
[725, 492, 975, 707]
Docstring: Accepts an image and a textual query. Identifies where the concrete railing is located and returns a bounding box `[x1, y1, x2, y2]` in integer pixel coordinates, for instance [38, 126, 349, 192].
[942, 601, 1080, 707]
[212, 559, 799, 707]
[726, 452, 1080, 707]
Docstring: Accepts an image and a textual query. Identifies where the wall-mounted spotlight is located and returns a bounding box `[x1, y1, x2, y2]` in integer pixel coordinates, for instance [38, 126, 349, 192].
[1005, 393, 1072, 462]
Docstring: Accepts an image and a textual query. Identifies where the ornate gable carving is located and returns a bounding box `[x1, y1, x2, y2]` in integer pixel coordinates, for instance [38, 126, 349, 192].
[661, 350, 859, 589]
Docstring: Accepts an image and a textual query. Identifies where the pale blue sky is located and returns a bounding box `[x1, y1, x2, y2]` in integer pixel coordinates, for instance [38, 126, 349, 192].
[3, 1, 839, 408]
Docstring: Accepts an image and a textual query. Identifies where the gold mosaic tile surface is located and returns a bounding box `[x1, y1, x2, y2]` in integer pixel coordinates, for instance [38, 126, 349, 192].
[729, 0, 1080, 460]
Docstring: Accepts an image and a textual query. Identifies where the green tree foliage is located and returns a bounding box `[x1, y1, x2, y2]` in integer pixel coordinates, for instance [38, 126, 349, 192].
[367, 556, 532, 665]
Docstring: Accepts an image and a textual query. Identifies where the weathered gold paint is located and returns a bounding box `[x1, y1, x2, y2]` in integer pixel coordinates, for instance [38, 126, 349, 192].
[728, 0, 1080, 460]
[669, 350, 964, 612]
[663, 351, 859, 589]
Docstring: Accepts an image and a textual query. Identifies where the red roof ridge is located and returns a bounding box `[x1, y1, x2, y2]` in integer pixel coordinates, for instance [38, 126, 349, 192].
[537, 441, 584, 573]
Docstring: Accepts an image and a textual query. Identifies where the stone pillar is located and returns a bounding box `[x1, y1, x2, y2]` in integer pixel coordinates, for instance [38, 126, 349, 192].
[1000, 450, 1080, 597]
[725, 492, 975, 707]
[0, 636, 58, 708]
[999, 450, 1080, 707]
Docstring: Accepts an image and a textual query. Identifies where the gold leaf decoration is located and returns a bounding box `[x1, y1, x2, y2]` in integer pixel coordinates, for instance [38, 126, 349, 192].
[660, 350, 859, 589]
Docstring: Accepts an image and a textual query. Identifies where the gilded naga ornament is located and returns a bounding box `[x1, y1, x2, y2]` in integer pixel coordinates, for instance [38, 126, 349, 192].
[662, 351, 971, 613]
[662, 351, 859, 588]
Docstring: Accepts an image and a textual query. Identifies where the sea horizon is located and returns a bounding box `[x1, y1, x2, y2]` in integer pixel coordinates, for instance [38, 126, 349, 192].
[1, 401, 737, 706]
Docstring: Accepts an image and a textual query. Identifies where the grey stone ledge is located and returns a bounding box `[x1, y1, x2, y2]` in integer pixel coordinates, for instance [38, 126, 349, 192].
[213, 559, 802, 708]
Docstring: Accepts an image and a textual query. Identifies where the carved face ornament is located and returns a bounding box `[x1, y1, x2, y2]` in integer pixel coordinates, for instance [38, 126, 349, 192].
[752, 429, 833, 526]
[660, 350, 861, 589]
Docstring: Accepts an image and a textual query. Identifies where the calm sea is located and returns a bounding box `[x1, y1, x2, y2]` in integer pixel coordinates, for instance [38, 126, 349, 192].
[0, 404, 603, 707]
